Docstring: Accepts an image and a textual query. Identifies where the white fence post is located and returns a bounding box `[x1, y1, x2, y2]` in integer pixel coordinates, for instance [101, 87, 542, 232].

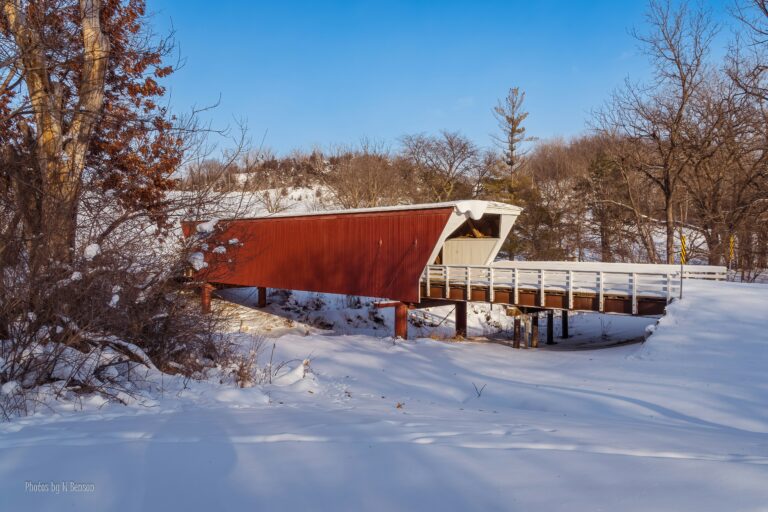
[488, 267, 495, 303]
[466, 266, 471, 301]
[631, 272, 637, 315]
[598, 271, 604, 312]
[513, 267, 519, 305]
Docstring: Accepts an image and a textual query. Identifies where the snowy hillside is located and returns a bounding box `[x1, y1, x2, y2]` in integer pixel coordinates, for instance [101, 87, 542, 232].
[1, 279, 767, 511]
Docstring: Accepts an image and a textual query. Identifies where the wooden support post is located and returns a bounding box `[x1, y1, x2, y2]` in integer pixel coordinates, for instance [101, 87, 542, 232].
[522, 313, 531, 348]
[546, 309, 555, 345]
[561, 310, 570, 338]
[257, 286, 267, 308]
[201, 283, 215, 314]
[455, 301, 467, 338]
[531, 312, 539, 348]
[513, 315, 521, 349]
[394, 302, 408, 339]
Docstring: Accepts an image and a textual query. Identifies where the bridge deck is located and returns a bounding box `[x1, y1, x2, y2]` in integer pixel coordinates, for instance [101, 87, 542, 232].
[420, 263, 726, 316]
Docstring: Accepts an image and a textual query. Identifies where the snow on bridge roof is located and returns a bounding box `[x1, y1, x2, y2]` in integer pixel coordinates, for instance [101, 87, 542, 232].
[224, 200, 523, 221]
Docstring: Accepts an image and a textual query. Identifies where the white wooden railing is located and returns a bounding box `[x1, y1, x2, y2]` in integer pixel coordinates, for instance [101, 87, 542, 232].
[421, 262, 726, 313]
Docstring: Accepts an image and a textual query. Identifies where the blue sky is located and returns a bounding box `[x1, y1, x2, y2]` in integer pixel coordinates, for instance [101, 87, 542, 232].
[152, 0, 732, 154]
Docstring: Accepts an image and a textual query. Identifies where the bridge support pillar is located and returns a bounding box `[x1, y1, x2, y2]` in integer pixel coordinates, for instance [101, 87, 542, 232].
[547, 310, 555, 345]
[394, 303, 408, 339]
[513, 315, 521, 349]
[455, 301, 467, 338]
[257, 287, 267, 308]
[531, 312, 539, 348]
[561, 311, 570, 338]
[201, 283, 215, 314]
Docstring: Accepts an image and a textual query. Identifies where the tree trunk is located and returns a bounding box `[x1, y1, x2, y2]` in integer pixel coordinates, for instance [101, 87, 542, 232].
[665, 197, 675, 264]
[599, 214, 612, 262]
[621, 167, 658, 263]
[4, 0, 110, 263]
[703, 230, 722, 266]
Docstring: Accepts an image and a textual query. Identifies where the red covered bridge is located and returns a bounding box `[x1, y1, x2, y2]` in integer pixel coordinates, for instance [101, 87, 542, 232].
[182, 201, 725, 343]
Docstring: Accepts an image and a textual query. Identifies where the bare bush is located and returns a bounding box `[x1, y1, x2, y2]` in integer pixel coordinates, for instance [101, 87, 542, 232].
[401, 131, 493, 202]
[227, 336, 266, 388]
[323, 147, 413, 208]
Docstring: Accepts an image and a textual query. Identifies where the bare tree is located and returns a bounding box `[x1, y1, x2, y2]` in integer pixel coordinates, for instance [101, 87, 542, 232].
[2, 0, 112, 262]
[400, 131, 482, 202]
[0, 1, 252, 414]
[681, 72, 768, 268]
[600, 0, 716, 263]
[729, 0, 768, 101]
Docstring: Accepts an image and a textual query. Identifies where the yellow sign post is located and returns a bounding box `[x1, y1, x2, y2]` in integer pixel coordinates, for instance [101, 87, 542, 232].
[729, 234, 735, 268]
[680, 233, 687, 265]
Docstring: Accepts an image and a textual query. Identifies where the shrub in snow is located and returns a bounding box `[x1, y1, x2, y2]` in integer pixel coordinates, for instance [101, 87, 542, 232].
[0, 380, 25, 421]
[218, 336, 298, 388]
[226, 335, 266, 388]
[0, 223, 238, 419]
[0, 137, 293, 419]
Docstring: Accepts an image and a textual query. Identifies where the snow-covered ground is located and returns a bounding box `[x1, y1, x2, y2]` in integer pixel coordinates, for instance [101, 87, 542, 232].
[2, 279, 767, 511]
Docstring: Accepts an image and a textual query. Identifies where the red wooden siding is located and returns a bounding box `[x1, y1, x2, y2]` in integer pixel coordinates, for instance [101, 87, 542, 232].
[185, 207, 454, 303]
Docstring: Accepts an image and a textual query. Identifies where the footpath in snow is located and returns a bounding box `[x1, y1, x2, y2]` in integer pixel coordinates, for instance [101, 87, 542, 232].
[1, 279, 767, 511]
